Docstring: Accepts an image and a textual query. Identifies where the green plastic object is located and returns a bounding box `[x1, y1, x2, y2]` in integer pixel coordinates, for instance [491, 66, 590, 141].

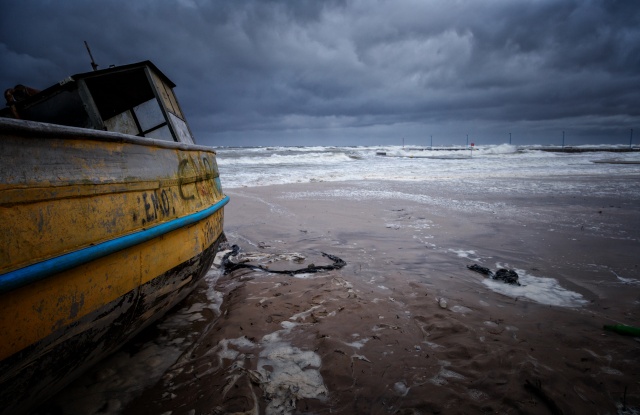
[603, 324, 640, 337]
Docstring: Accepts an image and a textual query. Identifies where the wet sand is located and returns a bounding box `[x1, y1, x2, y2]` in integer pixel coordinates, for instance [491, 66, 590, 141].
[44, 177, 640, 414]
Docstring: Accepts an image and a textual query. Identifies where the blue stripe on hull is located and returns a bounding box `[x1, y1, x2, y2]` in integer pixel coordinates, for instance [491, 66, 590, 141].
[0, 196, 229, 293]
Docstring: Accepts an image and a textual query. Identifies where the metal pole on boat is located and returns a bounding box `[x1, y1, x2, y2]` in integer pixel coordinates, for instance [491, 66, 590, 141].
[466, 134, 469, 147]
[562, 131, 565, 148]
[631, 129, 634, 148]
[509, 132, 512, 145]
[84, 41, 99, 71]
[430, 135, 433, 149]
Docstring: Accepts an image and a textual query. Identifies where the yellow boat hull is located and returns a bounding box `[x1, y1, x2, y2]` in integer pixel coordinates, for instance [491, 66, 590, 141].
[0, 118, 228, 414]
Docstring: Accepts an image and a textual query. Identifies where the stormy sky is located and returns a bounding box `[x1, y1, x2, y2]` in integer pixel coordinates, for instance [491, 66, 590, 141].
[1, 0, 638, 147]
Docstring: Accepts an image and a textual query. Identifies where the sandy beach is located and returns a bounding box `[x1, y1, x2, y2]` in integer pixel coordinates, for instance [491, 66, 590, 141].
[42, 176, 639, 414]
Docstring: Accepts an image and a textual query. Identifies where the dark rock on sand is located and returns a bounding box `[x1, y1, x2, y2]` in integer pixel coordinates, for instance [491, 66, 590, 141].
[493, 268, 520, 285]
[467, 264, 521, 286]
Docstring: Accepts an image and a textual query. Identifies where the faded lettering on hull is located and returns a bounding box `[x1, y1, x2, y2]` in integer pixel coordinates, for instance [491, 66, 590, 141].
[1, 138, 225, 275]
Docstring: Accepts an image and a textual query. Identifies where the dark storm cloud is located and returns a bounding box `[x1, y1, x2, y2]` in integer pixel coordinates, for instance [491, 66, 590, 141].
[1, 0, 638, 146]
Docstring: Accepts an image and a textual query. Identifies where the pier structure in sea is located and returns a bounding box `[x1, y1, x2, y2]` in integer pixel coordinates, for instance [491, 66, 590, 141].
[375, 145, 640, 155]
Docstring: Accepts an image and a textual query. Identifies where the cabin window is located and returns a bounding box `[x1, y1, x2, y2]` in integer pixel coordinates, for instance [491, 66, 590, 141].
[102, 97, 174, 142]
[85, 69, 154, 121]
[103, 110, 138, 136]
[150, 71, 183, 119]
[145, 125, 174, 141]
[169, 112, 195, 144]
[85, 68, 174, 142]
[133, 98, 166, 133]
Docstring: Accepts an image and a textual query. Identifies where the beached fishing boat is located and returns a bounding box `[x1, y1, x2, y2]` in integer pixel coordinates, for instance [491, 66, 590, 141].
[0, 61, 229, 413]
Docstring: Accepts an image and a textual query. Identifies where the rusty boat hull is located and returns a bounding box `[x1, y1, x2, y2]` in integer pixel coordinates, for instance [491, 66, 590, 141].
[0, 118, 228, 414]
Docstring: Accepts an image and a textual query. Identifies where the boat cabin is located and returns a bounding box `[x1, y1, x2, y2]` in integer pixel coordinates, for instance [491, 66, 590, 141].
[1, 61, 195, 144]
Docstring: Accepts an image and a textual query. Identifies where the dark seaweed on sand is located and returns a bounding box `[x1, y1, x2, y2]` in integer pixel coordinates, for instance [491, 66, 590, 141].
[222, 244, 346, 275]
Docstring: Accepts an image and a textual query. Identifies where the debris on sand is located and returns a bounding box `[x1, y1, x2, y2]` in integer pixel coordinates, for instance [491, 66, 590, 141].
[603, 324, 640, 337]
[221, 245, 346, 276]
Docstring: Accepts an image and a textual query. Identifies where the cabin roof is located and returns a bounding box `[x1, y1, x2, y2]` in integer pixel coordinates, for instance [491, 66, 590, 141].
[67, 60, 176, 88]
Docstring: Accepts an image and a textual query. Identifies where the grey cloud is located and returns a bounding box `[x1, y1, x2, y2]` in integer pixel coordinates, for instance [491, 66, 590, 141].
[1, 0, 638, 146]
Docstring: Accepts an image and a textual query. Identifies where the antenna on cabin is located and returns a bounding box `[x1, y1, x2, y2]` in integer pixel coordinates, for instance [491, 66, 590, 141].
[84, 41, 99, 71]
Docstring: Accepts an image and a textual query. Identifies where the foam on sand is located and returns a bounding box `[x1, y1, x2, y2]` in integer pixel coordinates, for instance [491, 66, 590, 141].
[482, 265, 587, 308]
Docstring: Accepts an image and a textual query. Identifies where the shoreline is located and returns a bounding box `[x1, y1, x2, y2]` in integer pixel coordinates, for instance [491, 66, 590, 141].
[43, 177, 640, 414]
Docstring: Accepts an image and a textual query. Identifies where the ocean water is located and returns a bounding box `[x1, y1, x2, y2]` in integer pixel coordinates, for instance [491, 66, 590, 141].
[216, 144, 640, 189]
